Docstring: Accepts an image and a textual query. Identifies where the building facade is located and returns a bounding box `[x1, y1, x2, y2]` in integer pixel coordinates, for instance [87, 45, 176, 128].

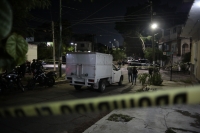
[159, 25, 191, 64]
[180, 0, 200, 81]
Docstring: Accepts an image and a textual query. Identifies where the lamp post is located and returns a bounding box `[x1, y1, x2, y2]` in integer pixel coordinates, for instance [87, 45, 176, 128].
[151, 23, 158, 66]
[59, 0, 62, 78]
[75, 43, 77, 52]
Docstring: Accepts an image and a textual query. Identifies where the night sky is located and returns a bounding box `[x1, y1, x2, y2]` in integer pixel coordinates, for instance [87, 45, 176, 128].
[30, 0, 192, 47]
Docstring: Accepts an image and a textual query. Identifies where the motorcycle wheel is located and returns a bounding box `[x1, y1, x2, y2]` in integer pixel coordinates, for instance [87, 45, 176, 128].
[47, 78, 54, 87]
[27, 79, 36, 90]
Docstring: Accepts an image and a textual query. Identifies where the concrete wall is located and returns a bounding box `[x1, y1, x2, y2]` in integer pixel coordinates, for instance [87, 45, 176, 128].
[26, 44, 37, 62]
[191, 40, 200, 81]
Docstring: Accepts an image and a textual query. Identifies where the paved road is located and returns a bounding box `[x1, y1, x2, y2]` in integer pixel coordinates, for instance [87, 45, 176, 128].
[1, 67, 195, 133]
[0, 67, 136, 133]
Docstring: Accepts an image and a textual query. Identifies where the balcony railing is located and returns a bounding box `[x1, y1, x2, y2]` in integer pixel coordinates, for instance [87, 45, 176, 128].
[159, 33, 178, 43]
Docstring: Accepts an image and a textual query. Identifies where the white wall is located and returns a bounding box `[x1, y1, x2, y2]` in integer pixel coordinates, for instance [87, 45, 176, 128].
[192, 40, 200, 81]
[26, 44, 37, 62]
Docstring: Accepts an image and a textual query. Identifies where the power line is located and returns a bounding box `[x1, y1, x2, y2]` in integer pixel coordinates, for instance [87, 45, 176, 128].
[62, 5, 88, 12]
[69, 12, 187, 25]
[66, 0, 115, 29]
[69, 17, 185, 25]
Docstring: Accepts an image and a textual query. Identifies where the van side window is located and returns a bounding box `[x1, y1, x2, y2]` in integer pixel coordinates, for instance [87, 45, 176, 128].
[112, 65, 118, 71]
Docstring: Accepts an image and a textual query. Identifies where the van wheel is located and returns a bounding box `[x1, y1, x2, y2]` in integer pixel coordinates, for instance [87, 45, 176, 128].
[118, 76, 123, 86]
[98, 80, 106, 92]
[74, 85, 82, 90]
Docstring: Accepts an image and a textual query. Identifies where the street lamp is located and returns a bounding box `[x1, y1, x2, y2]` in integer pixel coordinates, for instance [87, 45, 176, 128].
[151, 23, 158, 66]
[151, 23, 158, 29]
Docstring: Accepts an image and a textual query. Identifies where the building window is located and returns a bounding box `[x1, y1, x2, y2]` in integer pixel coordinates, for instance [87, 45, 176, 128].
[164, 44, 169, 51]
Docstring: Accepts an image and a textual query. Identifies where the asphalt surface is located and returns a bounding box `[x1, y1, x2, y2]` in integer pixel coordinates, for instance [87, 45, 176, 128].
[83, 66, 200, 133]
[0, 64, 199, 133]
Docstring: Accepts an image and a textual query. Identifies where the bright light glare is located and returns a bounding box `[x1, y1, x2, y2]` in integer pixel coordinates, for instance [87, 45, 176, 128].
[196, 1, 200, 7]
[88, 51, 91, 52]
[151, 23, 158, 29]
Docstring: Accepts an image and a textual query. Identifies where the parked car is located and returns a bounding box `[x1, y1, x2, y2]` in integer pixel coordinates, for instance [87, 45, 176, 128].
[128, 60, 138, 65]
[127, 59, 133, 64]
[138, 59, 150, 69]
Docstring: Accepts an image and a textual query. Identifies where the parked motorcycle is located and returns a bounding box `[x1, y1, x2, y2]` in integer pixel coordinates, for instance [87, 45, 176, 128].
[27, 68, 56, 90]
[0, 68, 25, 93]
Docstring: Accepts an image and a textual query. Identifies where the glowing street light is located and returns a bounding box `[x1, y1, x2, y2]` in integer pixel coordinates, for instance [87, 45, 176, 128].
[151, 23, 158, 29]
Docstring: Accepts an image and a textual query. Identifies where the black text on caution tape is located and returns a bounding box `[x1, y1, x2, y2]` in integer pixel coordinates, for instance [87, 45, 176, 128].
[0, 86, 200, 117]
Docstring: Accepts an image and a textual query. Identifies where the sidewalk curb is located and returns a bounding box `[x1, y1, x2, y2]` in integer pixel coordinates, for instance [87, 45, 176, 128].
[55, 80, 69, 85]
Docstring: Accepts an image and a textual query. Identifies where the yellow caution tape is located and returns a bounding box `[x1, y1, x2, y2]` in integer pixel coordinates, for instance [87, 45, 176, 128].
[127, 66, 159, 68]
[0, 86, 200, 118]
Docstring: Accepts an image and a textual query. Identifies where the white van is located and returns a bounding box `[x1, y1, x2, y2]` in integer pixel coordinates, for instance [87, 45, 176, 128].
[66, 52, 123, 92]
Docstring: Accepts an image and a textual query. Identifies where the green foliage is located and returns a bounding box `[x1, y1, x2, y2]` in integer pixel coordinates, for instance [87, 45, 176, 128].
[149, 72, 163, 86]
[8, 0, 51, 36]
[0, 0, 12, 39]
[0, 1, 34, 72]
[138, 72, 163, 86]
[64, 46, 74, 53]
[138, 73, 149, 85]
[180, 63, 187, 71]
[6, 33, 28, 63]
[141, 36, 152, 42]
[0, 33, 28, 72]
[144, 47, 167, 63]
[144, 48, 153, 62]
[8, 0, 50, 17]
[112, 48, 126, 61]
[182, 52, 191, 63]
[37, 43, 53, 60]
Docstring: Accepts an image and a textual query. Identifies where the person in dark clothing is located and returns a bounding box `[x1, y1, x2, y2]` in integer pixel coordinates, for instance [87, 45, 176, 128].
[34, 59, 44, 74]
[149, 66, 153, 77]
[127, 64, 133, 83]
[19, 63, 26, 77]
[132, 67, 138, 85]
[31, 59, 36, 74]
[26, 60, 31, 74]
[118, 60, 122, 68]
[35, 60, 41, 70]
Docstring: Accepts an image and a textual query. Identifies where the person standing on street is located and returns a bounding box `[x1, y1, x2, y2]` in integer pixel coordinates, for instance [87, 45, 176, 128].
[31, 59, 36, 74]
[132, 66, 138, 85]
[127, 64, 133, 83]
[118, 60, 122, 68]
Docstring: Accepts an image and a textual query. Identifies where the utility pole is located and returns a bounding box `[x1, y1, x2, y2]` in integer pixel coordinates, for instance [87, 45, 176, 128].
[170, 54, 173, 81]
[150, 1, 155, 66]
[52, 21, 56, 71]
[59, 0, 62, 77]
